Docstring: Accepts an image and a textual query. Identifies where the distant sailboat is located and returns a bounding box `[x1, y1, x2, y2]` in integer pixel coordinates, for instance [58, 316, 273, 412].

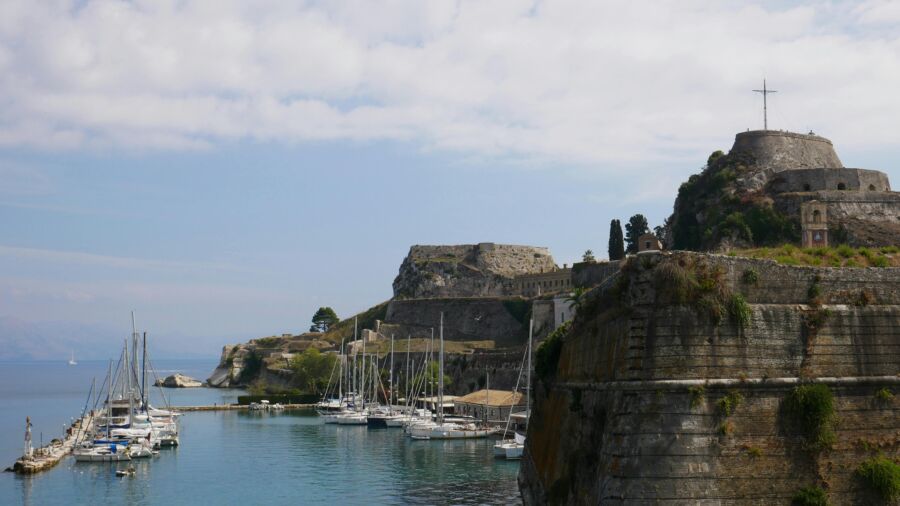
[68, 351, 78, 366]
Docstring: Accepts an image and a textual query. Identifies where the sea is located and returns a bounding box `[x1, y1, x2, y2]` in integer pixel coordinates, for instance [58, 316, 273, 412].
[0, 360, 521, 505]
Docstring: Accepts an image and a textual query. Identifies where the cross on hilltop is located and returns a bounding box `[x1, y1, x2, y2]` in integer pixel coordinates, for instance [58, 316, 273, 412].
[753, 79, 777, 131]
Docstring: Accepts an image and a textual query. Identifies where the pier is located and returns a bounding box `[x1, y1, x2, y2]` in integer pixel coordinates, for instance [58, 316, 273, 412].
[5, 404, 316, 474]
[6, 414, 93, 475]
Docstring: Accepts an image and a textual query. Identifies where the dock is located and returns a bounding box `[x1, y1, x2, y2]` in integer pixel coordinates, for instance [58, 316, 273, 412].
[5, 403, 317, 474]
[171, 403, 314, 411]
[6, 413, 93, 475]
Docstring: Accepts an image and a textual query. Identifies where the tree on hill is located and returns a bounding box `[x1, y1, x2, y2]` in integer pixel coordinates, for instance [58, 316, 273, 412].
[290, 348, 337, 394]
[608, 219, 625, 260]
[625, 214, 649, 253]
[310, 307, 339, 333]
[582, 249, 595, 262]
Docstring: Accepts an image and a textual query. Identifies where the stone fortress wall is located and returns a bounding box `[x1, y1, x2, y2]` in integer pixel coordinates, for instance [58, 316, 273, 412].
[392, 243, 557, 299]
[769, 168, 891, 193]
[520, 251, 900, 505]
[731, 130, 843, 173]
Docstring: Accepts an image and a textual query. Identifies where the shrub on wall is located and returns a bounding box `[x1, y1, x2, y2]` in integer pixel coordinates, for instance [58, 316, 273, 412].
[535, 321, 570, 381]
[783, 384, 837, 452]
[855, 456, 900, 502]
[791, 485, 829, 506]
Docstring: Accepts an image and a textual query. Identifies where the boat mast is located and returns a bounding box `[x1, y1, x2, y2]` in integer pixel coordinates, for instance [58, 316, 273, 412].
[352, 317, 357, 406]
[338, 339, 343, 402]
[484, 372, 489, 425]
[389, 334, 394, 413]
[361, 319, 366, 410]
[405, 334, 411, 404]
[429, 327, 434, 417]
[142, 332, 148, 412]
[106, 359, 112, 440]
[438, 313, 444, 425]
[527, 318, 533, 427]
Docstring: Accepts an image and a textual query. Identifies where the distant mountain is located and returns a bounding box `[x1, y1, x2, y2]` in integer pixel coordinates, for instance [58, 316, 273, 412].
[0, 316, 216, 360]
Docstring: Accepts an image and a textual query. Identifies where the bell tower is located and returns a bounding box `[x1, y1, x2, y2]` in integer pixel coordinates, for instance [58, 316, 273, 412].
[801, 201, 828, 248]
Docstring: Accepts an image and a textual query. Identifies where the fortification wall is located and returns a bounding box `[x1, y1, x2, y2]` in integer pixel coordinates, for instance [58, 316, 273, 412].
[730, 130, 843, 172]
[571, 260, 621, 288]
[520, 252, 900, 505]
[774, 191, 900, 246]
[383, 297, 528, 347]
[393, 243, 556, 299]
[769, 168, 891, 193]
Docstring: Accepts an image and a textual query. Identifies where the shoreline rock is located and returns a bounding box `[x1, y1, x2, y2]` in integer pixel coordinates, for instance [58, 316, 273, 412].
[155, 373, 203, 388]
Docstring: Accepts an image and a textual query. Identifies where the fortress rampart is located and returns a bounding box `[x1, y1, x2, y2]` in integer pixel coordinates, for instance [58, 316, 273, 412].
[520, 252, 900, 505]
[769, 168, 891, 193]
[731, 130, 843, 172]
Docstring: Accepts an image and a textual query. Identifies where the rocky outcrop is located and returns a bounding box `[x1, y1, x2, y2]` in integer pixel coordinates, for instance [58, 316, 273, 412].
[519, 251, 900, 504]
[207, 334, 334, 388]
[392, 243, 556, 299]
[155, 373, 202, 388]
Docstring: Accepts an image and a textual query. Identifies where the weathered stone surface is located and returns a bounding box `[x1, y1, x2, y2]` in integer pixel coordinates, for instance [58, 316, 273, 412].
[520, 251, 900, 505]
[392, 243, 556, 299]
[731, 130, 843, 174]
[382, 297, 528, 347]
[155, 373, 203, 388]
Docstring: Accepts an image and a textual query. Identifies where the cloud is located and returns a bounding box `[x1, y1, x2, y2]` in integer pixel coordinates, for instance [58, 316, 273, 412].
[0, 0, 899, 166]
[0, 244, 234, 273]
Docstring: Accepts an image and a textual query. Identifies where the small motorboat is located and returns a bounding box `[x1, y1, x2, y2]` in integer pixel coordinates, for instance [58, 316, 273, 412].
[115, 466, 136, 477]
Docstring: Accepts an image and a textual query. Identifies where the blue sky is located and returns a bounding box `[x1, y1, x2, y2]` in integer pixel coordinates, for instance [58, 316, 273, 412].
[2, 0, 900, 358]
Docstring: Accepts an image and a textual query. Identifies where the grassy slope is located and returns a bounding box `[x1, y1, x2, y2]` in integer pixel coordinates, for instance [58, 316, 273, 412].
[729, 244, 900, 267]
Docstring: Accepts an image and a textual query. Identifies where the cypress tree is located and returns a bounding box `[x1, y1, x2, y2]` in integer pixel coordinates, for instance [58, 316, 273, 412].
[609, 219, 625, 260]
[625, 214, 650, 254]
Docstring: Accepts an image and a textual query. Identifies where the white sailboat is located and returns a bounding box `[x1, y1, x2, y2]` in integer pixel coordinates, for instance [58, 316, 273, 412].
[494, 319, 533, 459]
[411, 313, 492, 440]
[68, 351, 77, 366]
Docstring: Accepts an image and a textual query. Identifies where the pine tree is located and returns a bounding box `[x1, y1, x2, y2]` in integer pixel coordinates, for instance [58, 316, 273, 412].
[608, 219, 625, 260]
[625, 214, 649, 254]
[310, 307, 339, 333]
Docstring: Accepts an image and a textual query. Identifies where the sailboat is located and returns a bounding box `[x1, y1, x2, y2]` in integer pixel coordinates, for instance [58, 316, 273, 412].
[68, 351, 77, 366]
[494, 319, 533, 459]
[409, 313, 492, 440]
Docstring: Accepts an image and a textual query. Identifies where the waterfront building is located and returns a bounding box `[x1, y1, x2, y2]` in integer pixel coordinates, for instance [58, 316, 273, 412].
[453, 390, 524, 423]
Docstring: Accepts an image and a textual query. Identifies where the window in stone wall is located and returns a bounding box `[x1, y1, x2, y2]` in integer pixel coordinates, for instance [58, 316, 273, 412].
[838, 182, 847, 190]
[869, 184, 877, 191]
[803, 183, 811, 191]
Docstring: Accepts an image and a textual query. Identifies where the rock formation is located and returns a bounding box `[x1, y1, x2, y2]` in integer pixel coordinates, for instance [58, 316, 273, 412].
[392, 243, 557, 299]
[155, 373, 203, 388]
[519, 251, 900, 504]
[207, 335, 332, 388]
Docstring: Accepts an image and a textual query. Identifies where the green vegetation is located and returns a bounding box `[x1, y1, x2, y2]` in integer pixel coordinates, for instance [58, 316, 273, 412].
[238, 350, 263, 384]
[653, 257, 752, 327]
[741, 268, 759, 285]
[625, 214, 649, 253]
[791, 485, 829, 506]
[414, 360, 452, 391]
[875, 387, 894, 404]
[717, 390, 745, 416]
[670, 149, 799, 250]
[608, 219, 625, 260]
[309, 306, 339, 333]
[321, 301, 390, 345]
[744, 445, 762, 459]
[688, 385, 705, 409]
[731, 245, 900, 268]
[718, 420, 734, 436]
[535, 321, 570, 381]
[856, 456, 900, 502]
[502, 298, 531, 324]
[289, 348, 337, 394]
[564, 287, 587, 315]
[783, 384, 837, 452]
[582, 249, 595, 262]
[802, 308, 832, 333]
[253, 336, 282, 347]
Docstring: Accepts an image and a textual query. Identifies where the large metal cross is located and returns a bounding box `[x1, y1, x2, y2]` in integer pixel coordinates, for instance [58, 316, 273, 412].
[752, 79, 777, 131]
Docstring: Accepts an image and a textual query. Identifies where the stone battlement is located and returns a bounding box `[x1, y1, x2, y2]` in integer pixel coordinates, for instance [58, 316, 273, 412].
[731, 129, 843, 172]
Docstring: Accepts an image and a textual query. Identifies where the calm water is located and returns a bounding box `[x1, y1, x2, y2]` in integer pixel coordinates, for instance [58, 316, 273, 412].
[0, 360, 521, 505]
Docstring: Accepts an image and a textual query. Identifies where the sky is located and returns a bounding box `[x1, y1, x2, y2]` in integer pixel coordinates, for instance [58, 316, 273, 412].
[2, 0, 900, 359]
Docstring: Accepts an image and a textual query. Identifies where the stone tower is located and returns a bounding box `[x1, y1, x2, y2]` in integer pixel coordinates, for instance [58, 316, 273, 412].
[801, 200, 828, 248]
